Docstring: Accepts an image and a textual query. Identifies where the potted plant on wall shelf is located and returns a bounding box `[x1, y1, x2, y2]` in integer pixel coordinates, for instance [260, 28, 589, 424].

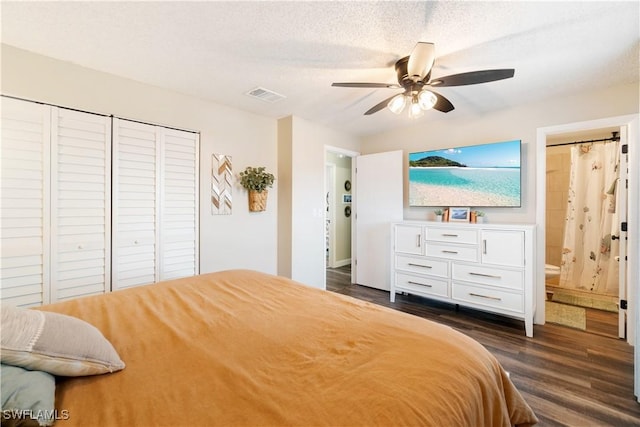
[239, 166, 275, 212]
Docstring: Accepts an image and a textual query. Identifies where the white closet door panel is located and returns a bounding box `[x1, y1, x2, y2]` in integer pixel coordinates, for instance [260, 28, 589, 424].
[1, 264, 42, 280]
[160, 130, 199, 281]
[1, 227, 43, 239]
[57, 283, 105, 301]
[50, 107, 111, 301]
[58, 249, 105, 264]
[112, 119, 160, 289]
[1, 237, 43, 257]
[0, 97, 50, 306]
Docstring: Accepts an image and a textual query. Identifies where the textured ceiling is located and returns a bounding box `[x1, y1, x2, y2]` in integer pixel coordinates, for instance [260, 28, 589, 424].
[1, 1, 638, 137]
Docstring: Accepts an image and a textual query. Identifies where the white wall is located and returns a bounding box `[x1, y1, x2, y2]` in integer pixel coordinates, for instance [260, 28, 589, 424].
[1, 44, 279, 275]
[360, 82, 639, 225]
[277, 116, 360, 289]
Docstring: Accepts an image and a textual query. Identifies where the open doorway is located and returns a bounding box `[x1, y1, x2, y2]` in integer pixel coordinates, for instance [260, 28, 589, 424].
[536, 114, 638, 350]
[325, 147, 357, 290]
[544, 128, 623, 338]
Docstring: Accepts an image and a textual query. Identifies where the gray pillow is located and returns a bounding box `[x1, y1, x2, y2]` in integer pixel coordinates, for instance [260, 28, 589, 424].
[1, 305, 125, 376]
[1, 363, 56, 426]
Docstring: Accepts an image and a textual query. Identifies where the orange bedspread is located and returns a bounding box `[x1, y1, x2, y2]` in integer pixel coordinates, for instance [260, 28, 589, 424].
[42, 270, 537, 426]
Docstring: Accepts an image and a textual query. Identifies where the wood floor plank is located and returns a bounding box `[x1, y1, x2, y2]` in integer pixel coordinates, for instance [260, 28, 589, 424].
[326, 266, 640, 426]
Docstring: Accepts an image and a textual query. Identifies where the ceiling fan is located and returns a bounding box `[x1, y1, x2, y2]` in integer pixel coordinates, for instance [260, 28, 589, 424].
[331, 42, 515, 117]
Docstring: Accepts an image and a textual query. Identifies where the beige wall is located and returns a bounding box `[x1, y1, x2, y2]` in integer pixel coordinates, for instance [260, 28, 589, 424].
[360, 82, 639, 226]
[277, 116, 360, 288]
[1, 44, 279, 275]
[545, 145, 571, 267]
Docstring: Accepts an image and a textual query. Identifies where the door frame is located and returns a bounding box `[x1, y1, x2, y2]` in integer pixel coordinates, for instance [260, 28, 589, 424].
[325, 163, 336, 268]
[324, 145, 359, 284]
[536, 115, 638, 345]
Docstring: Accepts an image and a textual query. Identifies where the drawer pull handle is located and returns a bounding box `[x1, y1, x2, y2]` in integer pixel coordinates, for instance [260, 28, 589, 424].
[469, 272, 502, 279]
[442, 233, 459, 237]
[407, 263, 432, 269]
[469, 292, 502, 301]
[408, 281, 432, 288]
[442, 250, 458, 254]
[416, 235, 421, 248]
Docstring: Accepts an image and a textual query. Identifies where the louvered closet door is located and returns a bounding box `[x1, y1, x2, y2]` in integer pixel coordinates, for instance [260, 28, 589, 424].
[0, 97, 51, 306]
[160, 128, 199, 280]
[112, 119, 160, 289]
[50, 107, 111, 301]
[113, 120, 199, 289]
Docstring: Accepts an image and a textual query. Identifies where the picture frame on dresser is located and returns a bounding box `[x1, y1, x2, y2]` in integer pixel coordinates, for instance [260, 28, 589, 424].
[449, 207, 470, 222]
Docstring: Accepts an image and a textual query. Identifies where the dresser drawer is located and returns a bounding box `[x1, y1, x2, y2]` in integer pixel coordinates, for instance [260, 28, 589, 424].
[426, 243, 478, 262]
[452, 263, 524, 291]
[426, 227, 478, 245]
[395, 272, 449, 298]
[395, 255, 448, 278]
[452, 282, 523, 314]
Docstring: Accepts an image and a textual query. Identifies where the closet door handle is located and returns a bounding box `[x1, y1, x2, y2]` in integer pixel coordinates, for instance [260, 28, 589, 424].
[416, 234, 421, 248]
[408, 263, 432, 269]
[483, 239, 487, 254]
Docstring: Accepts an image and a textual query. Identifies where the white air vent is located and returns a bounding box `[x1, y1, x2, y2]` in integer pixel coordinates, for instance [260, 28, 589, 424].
[245, 87, 286, 103]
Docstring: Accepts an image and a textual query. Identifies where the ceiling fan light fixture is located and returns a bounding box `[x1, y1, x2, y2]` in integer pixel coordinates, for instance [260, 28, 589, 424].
[408, 96, 424, 119]
[388, 94, 407, 114]
[417, 90, 437, 110]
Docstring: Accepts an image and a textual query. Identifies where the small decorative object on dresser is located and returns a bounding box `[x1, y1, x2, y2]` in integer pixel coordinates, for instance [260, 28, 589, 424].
[449, 207, 470, 222]
[433, 209, 443, 222]
[390, 221, 536, 337]
[475, 210, 486, 223]
[239, 166, 275, 212]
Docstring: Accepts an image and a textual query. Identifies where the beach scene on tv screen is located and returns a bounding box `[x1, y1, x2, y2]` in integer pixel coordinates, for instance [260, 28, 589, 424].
[409, 140, 521, 207]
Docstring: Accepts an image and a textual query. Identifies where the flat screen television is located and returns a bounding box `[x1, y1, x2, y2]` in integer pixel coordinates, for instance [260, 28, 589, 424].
[408, 139, 521, 207]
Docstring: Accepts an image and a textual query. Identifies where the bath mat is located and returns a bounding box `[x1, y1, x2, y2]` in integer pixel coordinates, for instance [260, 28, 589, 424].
[548, 287, 618, 313]
[552, 293, 618, 313]
[545, 301, 586, 330]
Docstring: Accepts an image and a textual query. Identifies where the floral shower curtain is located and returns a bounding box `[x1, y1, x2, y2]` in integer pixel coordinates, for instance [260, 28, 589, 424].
[559, 141, 620, 296]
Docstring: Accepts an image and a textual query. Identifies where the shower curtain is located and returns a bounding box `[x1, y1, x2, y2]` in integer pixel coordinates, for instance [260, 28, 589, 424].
[559, 141, 620, 296]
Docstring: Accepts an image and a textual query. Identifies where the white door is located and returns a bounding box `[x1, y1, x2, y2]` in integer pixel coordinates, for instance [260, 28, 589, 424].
[50, 107, 111, 301]
[112, 118, 160, 289]
[159, 128, 199, 281]
[617, 127, 629, 339]
[112, 119, 199, 289]
[0, 97, 51, 306]
[355, 150, 403, 290]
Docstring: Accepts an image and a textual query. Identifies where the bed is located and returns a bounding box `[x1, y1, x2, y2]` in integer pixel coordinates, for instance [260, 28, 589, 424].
[5, 270, 538, 426]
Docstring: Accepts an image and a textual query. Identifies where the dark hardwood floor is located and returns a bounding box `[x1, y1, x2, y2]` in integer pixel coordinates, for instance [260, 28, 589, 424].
[327, 266, 640, 426]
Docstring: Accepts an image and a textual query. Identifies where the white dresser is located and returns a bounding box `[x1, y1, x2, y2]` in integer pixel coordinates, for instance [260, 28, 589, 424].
[391, 221, 536, 337]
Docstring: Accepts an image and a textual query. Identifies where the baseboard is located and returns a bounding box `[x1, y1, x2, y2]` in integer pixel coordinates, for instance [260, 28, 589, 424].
[333, 258, 351, 268]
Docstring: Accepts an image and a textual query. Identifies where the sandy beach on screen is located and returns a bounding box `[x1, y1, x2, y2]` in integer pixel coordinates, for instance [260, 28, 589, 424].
[409, 182, 518, 206]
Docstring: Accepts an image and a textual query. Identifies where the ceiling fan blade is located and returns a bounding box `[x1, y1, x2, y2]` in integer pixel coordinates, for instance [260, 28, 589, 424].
[429, 69, 515, 87]
[407, 42, 435, 81]
[364, 93, 402, 115]
[332, 82, 401, 89]
[431, 91, 455, 113]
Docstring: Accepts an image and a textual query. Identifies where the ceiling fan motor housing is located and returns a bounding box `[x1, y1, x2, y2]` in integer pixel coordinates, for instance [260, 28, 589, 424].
[395, 56, 429, 93]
